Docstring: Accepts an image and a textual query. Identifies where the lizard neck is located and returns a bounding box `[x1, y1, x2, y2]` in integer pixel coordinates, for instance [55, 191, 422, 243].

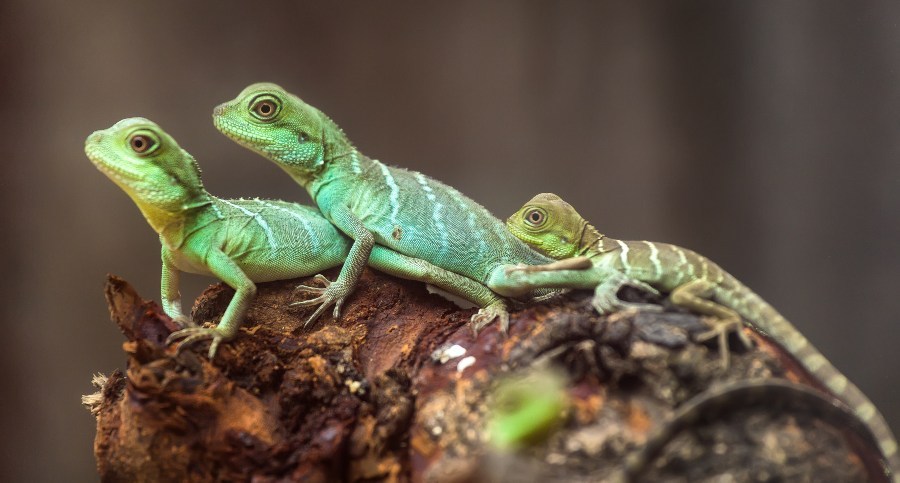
[575, 219, 609, 258]
[134, 193, 213, 242]
[308, 148, 370, 201]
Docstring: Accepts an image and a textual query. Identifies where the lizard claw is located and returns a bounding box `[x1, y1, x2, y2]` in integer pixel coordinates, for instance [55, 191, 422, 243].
[470, 302, 511, 337]
[291, 274, 349, 326]
[695, 316, 753, 369]
[166, 326, 228, 359]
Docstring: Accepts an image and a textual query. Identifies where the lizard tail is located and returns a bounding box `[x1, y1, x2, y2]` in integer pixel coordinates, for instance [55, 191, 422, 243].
[619, 379, 888, 482]
[717, 278, 900, 481]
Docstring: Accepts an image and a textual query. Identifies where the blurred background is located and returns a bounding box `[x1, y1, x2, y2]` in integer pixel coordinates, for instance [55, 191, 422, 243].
[2, 1, 900, 480]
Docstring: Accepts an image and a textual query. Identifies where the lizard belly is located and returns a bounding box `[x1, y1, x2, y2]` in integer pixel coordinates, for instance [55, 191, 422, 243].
[167, 248, 214, 277]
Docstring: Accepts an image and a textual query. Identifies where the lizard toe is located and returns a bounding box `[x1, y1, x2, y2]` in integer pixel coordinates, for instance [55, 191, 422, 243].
[166, 327, 226, 359]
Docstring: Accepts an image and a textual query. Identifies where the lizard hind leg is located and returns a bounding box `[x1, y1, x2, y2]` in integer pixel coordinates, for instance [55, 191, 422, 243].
[591, 272, 663, 315]
[669, 279, 753, 368]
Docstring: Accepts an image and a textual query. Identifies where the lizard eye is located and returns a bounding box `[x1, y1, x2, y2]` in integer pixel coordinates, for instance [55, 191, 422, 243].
[524, 208, 546, 227]
[298, 131, 309, 143]
[128, 132, 159, 155]
[249, 94, 281, 121]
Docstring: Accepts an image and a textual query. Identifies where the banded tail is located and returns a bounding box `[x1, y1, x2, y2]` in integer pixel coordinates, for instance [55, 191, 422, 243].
[714, 274, 900, 478]
[620, 379, 890, 482]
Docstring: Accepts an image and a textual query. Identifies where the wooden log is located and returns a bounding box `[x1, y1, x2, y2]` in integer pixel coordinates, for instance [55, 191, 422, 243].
[84, 270, 885, 482]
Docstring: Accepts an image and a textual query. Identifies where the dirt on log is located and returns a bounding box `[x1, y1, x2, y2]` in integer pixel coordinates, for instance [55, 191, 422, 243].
[84, 269, 886, 482]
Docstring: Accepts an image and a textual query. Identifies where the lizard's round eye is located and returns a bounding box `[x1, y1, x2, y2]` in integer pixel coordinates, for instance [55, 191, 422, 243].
[525, 208, 546, 227]
[298, 132, 309, 143]
[256, 101, 275, 117]
[249, 95, 281, 121]
[129, 134, 157, 154]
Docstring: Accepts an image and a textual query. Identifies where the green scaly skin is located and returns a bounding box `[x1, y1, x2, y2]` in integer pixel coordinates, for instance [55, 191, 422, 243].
[86, 118, 517, 358]
[213, 83, 571, 333]
[500, 192, 899, 479]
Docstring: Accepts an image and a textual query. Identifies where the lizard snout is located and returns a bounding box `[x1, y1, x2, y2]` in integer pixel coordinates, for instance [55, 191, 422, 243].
[86, 131, 104, 146]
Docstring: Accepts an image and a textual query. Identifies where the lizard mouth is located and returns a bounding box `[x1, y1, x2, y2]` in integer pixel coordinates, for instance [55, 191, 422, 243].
[213, 115, 274, 153]
[84, 142, 143, 185]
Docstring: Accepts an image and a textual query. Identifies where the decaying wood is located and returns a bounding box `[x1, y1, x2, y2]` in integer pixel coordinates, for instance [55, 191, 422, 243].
[85, 270, 885, 482]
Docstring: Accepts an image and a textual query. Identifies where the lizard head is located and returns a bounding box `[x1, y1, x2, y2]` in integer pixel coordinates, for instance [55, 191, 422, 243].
[506, 193, 592, 259]
[213, 82, 353, 186]
[85, 117, 206, 226]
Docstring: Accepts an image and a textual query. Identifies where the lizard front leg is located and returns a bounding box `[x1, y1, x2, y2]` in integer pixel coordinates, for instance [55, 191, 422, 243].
[161, 247, 196, 329]
[670, 278, 753, 368]
[504, 256, 593, 274]
[166, 248, 256, 359]
[293, 204, 373, 326]
[490, 263, 661, 313]
[368, 246, 509, 335]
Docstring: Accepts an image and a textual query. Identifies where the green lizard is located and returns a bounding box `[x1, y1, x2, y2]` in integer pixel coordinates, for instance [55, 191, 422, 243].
[86, 117, 530, 357]
[212, 83, 585, 333]
[499, 192, 899, 477]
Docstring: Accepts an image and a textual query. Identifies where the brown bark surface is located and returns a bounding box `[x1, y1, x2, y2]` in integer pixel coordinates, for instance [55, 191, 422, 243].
[86, 270, 886, 482]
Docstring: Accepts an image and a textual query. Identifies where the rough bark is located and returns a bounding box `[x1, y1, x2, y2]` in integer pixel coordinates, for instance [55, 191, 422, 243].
[85, 269, 886, 482]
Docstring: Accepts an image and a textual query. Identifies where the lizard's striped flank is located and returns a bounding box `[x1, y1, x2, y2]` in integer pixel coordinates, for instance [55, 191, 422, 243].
[645, 241, 663, 281]
[671, 245, 691, 286]
[376, 161, 400, 226]
[415, 173, 449, 255]
[220, 199, 277, 250]
[256, 200, 321, 252]
[616, 240, 631, 270]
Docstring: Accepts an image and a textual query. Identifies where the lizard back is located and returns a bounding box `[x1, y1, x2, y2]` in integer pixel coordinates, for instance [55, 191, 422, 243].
[312, 152, 553, 284]
[174, 198, 351, 283]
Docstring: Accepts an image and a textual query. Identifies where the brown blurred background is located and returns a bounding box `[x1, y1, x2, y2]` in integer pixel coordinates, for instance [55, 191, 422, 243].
[2, 1, 900, 480]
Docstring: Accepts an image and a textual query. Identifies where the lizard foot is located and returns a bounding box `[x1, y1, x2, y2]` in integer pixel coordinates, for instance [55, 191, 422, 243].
[166, 326, 229, 359]
[470, 302, 511, 337]
[591, 273, 662, 315]
[292, 274, 350, 327]
[695, 316, 753, 369]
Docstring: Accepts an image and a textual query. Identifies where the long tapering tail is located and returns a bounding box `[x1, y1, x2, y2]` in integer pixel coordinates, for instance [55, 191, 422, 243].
[717, 277, 899, 480]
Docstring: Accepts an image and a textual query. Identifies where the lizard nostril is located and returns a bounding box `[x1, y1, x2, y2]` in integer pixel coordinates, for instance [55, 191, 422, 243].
[86, 131, 103, 144]
[213, 104, 227, 117]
